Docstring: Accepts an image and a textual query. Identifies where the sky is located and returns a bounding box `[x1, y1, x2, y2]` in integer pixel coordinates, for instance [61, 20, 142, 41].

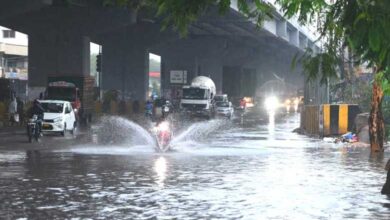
[90, 42, 100, 54]
[149, 53, 161, 62]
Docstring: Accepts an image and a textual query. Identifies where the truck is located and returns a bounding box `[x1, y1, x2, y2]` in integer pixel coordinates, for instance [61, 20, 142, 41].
[180, 76, 216, 118]
[46, 76, 95, 125]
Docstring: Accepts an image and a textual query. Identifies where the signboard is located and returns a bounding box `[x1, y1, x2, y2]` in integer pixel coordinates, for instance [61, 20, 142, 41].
[170, 70, 187, 84]
[48, 81, 76, 87]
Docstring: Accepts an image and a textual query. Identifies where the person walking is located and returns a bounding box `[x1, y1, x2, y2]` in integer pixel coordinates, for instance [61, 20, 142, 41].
[16, 97, 24, 126]
[8, 97, 17, 126]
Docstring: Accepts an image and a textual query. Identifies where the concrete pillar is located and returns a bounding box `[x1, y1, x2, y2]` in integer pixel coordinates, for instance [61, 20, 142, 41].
[299, 34, 308, 50]
[28, 32, 90, 87]
[288, 28, 299, 47]
[102, 32, 148, 101]
[276, 20, 288, 40]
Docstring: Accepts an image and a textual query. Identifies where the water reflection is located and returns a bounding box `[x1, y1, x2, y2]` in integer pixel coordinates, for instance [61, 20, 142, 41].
[0, 115, 390, 219]
[154, 156, 168, 188]
[268, 112, 275, 139]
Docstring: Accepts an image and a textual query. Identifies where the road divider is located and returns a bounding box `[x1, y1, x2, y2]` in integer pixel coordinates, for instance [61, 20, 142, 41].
[301, 104, 361, 137]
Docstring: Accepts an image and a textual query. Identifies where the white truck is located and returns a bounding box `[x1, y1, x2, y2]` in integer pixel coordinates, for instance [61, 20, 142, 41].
[180, 76, 216, 118]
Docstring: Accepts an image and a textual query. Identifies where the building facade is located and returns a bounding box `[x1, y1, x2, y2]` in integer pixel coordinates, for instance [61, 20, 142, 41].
[0, 26, 28, 80]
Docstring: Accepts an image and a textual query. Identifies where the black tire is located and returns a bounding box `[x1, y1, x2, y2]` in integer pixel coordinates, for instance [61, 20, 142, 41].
[61, 124, 66, 136]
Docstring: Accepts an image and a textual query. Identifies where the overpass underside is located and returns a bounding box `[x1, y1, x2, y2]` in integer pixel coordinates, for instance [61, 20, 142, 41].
[0, 0, 304, 101]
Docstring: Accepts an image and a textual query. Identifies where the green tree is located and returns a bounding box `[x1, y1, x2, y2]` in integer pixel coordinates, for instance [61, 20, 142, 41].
[276, 0, 390, 152]
[102, 0, 274, 34]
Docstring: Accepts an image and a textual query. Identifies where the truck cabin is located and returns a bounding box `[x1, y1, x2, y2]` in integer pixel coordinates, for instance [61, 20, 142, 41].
[182, 86, 213, 100]
[46, 81, 81, 110]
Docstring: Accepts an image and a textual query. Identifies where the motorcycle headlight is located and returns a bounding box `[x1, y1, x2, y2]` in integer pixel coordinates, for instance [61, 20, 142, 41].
[157, 122, 170, 132]
[53, 117, 63, 123]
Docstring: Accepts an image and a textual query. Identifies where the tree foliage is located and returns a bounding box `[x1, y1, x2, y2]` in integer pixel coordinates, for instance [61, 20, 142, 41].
[278, 0, 390, 85]
[102, 0, 274, 34]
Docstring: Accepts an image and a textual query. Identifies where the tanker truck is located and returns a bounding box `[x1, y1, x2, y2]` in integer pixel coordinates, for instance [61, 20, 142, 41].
[180, 76, 216, 119]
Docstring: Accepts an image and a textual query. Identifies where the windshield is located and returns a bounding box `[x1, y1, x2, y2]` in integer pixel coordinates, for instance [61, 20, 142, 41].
[47, 87, 76, 101]
[183, 88, 206, 100]
[216, 102, 229, 107]
[215, 96, 225, 102]
[41, 103, 64, 113]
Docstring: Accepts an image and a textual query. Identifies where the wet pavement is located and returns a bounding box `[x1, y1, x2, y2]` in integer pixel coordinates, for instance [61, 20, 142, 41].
[0, 113, 390, 219]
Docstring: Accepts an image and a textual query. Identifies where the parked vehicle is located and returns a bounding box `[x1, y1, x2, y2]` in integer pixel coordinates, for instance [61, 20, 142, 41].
[40, 100, 77, 136]
[180, 76, 216, 119]
[27, 114, 41, 143]
[46, 76, 95, 125]
[216, 101, 234, 119]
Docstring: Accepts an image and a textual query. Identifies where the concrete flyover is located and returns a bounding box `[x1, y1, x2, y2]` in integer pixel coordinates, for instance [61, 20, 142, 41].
[0, 0, 320, 102]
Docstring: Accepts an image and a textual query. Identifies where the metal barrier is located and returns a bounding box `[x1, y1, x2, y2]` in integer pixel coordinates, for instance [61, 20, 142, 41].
[93, 100, 142, 117]
[301, 105, 320, 136]
[301, 104, 361, 136]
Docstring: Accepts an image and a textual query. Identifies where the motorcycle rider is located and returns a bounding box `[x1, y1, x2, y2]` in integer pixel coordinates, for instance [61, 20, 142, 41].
[239, 97, 247, 110]
[162, 100, 172, 119]
[154, 116, 172, 152]
[27, 99, 45, 134]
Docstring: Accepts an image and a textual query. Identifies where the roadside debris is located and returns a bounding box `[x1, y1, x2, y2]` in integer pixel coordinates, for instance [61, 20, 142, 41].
[323, 132, 358, 144]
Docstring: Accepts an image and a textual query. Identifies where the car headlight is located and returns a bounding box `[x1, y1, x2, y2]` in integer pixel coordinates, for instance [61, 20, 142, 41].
[264, 96, 279, 111]
[53, 117, 63, 123]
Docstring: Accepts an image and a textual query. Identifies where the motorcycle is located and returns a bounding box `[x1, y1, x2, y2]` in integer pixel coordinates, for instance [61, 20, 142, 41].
[162, 103, 171, 118]
[27, 115, 41, 143]
[154, 121, 172, 152]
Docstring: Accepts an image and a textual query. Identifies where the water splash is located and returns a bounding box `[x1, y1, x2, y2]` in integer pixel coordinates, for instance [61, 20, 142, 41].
[171, 119, 230, 148]
[94, 116, 155, 146]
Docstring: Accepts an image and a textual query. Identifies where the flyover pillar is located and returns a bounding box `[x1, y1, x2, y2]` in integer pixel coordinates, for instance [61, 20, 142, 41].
[28, 32, 90, 88]
[101, 31, 149, 101]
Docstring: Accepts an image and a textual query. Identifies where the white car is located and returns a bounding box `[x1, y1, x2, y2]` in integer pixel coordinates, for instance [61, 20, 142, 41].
[216, 101, 234, 119]
[40, 100, 77, 135]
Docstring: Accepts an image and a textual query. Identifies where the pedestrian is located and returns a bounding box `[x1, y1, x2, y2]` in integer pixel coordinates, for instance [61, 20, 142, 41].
[16, 97, 24, 126]
[8, 97, 18, 126]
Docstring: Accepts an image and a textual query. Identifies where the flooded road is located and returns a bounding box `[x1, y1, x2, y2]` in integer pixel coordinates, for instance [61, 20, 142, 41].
[1, 114, 390, 219]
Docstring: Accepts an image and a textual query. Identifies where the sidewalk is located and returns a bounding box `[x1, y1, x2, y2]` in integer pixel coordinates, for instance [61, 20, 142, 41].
[0, 125, 26, 136]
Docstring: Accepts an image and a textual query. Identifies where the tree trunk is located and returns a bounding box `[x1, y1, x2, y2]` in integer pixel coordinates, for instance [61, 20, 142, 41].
[369, 81, 385, 152]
